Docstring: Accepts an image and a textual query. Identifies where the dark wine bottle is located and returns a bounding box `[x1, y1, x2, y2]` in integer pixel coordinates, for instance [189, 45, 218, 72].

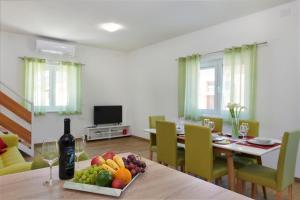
[59, 118, 75, 180]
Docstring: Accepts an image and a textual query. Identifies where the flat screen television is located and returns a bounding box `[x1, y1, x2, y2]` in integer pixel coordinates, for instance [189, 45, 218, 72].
[94, 105, 122, 125]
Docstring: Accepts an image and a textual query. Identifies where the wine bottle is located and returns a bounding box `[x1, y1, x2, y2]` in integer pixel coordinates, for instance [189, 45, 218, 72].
[59, 118, 75, 180]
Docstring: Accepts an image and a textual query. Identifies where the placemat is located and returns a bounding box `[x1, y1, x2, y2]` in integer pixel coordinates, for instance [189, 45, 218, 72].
[236, 142, 281, 149]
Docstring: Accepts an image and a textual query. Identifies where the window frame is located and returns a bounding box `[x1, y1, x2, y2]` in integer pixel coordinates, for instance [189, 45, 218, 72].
[198, 55, 223, 115]
[34, 61, 67, 113]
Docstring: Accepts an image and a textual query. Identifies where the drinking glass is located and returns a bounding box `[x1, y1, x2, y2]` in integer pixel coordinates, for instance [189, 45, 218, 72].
[41, 140, 58, 186]
[208, 121, 215, 132]
[176, 117, 184, 131]
[75, 135, 86, 169]
[240, 123, 249, 141]
[203, 119, 210, 127]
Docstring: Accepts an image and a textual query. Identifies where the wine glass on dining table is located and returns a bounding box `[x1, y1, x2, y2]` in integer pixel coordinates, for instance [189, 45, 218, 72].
[208, 121, 215, 132]
[75, 135, 86, 169]
[41, 140, 59, 186]
[240, 123, 249, 142]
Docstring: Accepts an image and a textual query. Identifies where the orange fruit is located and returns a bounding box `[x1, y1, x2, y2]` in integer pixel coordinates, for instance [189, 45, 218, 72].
[114, 167, 132, 185]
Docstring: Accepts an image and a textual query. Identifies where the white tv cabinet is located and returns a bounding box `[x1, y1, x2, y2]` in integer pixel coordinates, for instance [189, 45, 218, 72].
[85, 125, 130, 141]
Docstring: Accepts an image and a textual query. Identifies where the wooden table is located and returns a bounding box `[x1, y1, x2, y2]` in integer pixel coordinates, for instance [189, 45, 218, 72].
[144, 128, 281, 191]
[0, 153, 251, 199]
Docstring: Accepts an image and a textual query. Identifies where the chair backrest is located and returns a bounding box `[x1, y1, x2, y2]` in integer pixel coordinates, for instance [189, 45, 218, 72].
[148, 116, 165, 146]
[239, 120, 259, 137]
[156, 121, 177, 167]
[200, 117, 223, 133]
[149, 116, 165, 129]
[276, 130, 300, 190]
[184, 124, 213, 180]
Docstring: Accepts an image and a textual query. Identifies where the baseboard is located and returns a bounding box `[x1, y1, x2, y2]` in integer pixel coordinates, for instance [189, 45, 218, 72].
[131, 135, 149, 142]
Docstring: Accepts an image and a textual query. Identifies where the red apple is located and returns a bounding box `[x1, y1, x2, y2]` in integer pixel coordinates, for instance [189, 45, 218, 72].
[91, 156, 105, 166]
[112, 179, 125, 189]
[102, 151, 116, 160]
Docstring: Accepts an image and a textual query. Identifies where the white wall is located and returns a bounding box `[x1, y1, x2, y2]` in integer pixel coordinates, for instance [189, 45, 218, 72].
[0, 31, 132, 143]
[128, 2, 300, 177]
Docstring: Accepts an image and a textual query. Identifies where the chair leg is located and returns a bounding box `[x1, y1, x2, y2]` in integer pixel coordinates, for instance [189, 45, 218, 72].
[179, 165, 184, 172]
[215, 177, 222, 186]
[241, 181, 245, 194]
[288, 184, 293, 200]
[251, 183, 257, 199]
[236, 179, 243, 194]
[262, 186, 267, 199]
[149, 150, 153, 160]
[257, 156, 267, 199]
[275, 191, 282, 200]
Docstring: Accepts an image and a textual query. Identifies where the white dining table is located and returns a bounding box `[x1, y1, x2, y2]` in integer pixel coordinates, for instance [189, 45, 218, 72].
[144, 128, 281, 191]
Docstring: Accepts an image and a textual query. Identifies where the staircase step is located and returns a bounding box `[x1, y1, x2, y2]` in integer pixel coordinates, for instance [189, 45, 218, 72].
[0, 113, 31, 144]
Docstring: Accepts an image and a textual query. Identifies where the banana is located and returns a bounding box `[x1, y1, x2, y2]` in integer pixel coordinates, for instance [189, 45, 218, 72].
[98, 156, 105, 163]
[113, 155, 125, 168]
[101, 164, 116, 175]
[106, 159, 120, 170]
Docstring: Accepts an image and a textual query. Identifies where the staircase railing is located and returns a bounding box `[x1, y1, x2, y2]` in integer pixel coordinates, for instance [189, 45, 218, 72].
[0, 81, 33, 155]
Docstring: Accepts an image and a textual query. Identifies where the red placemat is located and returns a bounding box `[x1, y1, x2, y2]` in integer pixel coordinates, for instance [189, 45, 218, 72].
[236, 142, 281, 149]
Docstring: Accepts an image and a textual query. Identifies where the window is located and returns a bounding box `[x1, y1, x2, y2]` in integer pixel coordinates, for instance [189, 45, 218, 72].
[24, 57, 82, 115]
[198, 54, 223, 115]
[35, 62, 69, 112]
[178, 44, 257, 120]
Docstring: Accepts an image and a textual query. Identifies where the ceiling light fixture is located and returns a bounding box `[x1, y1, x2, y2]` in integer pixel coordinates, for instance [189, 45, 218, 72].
[100, 22, 123, 32]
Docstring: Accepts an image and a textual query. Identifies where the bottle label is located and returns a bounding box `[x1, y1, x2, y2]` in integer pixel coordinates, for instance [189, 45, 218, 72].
[64, 146, 75, 170]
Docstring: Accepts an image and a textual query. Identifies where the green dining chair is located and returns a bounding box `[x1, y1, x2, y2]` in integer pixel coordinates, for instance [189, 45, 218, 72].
[148, 115, 165, 160]
[234, 119, 260, 167]
[184, 124, 228, 183]
[156, 121, 185, 171]
[239, 119, 259, 137]
[234, 119, 267, 198]
[236, 130, 300, 200]
[199, 116, 223, 133]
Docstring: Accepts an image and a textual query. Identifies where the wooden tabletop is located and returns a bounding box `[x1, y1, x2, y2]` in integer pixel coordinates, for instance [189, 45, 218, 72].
[0, 153, 251, 200]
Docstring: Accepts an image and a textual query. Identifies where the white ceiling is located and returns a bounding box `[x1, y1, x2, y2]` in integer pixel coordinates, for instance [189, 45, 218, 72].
[0, 0, 293, 51]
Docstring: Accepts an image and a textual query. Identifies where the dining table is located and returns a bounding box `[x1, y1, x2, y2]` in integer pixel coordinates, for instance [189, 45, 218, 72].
[0, 152, 252, 200]
[144, 128, 281, 191]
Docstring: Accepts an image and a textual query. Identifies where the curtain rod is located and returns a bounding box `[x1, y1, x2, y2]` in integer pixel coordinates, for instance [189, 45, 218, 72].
[176, 41, 268, 60]
[18, 57, 85, 66]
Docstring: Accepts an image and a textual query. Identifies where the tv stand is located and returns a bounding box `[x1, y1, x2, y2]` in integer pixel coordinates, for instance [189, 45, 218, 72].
[85, 124, 130, 141]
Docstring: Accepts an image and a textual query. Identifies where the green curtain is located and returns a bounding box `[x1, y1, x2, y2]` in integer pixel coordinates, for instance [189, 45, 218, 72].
[222, 44, 257, 119]
[178, 54, 201, 120]
[24, 57, 47, 115]
[56, 61, 82, 115]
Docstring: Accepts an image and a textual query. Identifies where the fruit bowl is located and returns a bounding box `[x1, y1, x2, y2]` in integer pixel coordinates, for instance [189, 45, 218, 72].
[63, 153, 146, 197]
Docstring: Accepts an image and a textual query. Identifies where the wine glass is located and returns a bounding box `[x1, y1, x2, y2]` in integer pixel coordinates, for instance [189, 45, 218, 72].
[208, 121, 215, 132]
[240, 123, 249, 141]
[176, 117, 184, 131]
[203, 119, 210, 127]
[41, 140, 58, 186]
[75, 135, 86, 169]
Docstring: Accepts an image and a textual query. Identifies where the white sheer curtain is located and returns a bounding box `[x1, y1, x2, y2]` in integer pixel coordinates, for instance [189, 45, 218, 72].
[56, 61, 82, 115]
[221, 44, 257, 120]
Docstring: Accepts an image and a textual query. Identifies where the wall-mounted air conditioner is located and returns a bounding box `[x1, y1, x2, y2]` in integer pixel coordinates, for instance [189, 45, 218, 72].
[36, 39, 76, 57]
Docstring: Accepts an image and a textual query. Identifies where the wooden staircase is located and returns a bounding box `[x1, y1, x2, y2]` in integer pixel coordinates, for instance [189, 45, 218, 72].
[0, 82, 33, 156]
